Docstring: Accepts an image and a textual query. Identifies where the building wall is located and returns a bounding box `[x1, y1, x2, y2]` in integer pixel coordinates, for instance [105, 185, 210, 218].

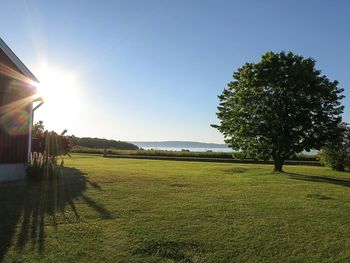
[0, 49, 32, 164]
[0, 163, 26, 181]
[0, 125, 30, 163]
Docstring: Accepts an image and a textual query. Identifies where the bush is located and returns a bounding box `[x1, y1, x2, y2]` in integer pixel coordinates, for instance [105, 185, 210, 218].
[319, 123, 350, 171]
[71, 146, 234, 158]
[27, 152, 62, 179]
[29, 130, 70, 178]
[319, 145, 349, 171]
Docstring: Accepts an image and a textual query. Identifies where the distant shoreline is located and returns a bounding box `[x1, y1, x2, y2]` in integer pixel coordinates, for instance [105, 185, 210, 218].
[139, 147, 232, 153]
[130, 141, 229, 149]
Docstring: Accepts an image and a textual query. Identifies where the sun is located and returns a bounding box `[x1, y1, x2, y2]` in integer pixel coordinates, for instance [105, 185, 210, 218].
[34, 64, 78, 104]
[32, 64, 82, 130]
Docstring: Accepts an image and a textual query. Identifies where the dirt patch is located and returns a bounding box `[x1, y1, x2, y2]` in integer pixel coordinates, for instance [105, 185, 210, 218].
[170, 184, 194, 188]
[231, 168, 248, 173]
[221, 167, 249, 174]
[132, 240, 201, 261]
[306, 193, 333, 200]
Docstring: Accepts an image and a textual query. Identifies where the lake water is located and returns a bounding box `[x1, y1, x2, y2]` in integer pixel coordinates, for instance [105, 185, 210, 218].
[142, 147, 232, 152]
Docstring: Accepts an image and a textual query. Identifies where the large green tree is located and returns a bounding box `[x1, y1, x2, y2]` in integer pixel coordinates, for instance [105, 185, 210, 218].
[213, 51, 344, 172]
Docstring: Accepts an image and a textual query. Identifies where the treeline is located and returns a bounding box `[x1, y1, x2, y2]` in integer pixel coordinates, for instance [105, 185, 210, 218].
[70, 137, 139, 150]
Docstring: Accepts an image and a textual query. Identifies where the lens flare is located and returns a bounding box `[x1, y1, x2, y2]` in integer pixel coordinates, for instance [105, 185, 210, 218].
[0, 110, 29, 135]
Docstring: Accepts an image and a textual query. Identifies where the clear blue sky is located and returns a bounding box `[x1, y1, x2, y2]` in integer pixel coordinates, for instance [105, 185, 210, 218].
[1, 0, 349, 143]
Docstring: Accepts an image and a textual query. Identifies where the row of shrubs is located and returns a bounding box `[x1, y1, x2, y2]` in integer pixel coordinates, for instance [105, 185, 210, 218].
[71, 146, 234, 158]
[232, 151, 319, 162]
[71, 146, 319, 161]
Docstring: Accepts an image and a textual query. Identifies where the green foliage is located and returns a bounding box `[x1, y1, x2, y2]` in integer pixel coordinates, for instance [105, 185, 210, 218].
[213, 51, 344, 172]
[319, 147, 348, 171]
[32, 121, 72, 156]
[319, 124, 350, 171]
[32, 120, 44, 137]
[29, 121, 71, 178]
[26, 152, 62, 179]
[70, 136, 139, 150]
[232, 151, 259, 160]
[290, 153, 319, 162]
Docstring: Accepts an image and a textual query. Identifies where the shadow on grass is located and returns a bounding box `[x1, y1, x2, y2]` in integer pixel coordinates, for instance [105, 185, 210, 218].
[286, 172, 350, 188]
[0, 167, 111, 261]
[132, 240, 201, 262]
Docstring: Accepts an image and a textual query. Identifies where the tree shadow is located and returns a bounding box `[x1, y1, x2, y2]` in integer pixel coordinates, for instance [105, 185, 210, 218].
[0, 166, 111, 261]
[286, 172, 350, 188]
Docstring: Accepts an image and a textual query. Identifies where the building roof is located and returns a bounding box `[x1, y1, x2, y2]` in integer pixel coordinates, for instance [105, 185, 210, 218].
[0, 37, 39, 83]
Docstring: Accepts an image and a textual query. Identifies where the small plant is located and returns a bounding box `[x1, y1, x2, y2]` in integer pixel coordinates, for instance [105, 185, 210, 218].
[28, 122, 71, 178]
[26, 152, 61, 179]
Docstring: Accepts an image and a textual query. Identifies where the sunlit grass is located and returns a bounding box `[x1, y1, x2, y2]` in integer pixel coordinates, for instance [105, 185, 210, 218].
[1, 154, 350, 262]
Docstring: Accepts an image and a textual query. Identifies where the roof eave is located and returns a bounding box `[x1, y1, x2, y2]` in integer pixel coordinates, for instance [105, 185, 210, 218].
[0, 37, 39, 83]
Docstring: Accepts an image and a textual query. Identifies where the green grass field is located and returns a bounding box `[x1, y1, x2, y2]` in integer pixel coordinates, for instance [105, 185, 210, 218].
[1, 153, 350, 262]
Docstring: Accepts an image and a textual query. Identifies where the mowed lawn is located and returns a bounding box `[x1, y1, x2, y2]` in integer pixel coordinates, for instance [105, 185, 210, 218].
[1, 154, 350, 262]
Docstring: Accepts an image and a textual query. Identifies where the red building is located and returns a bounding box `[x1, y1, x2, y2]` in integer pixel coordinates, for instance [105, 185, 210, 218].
[0, 38, 42, 182]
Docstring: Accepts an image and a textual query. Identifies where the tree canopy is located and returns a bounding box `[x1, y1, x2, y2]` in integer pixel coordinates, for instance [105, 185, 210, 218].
[213, 51, 344, 172]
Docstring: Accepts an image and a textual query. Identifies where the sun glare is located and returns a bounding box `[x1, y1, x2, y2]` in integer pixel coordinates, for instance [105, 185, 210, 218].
[35, 65, 78, 103]
[33, 64, 81, 130]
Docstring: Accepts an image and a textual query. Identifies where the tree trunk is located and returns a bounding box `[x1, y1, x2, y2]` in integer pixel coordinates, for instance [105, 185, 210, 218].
[273, 158, 284, 172]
